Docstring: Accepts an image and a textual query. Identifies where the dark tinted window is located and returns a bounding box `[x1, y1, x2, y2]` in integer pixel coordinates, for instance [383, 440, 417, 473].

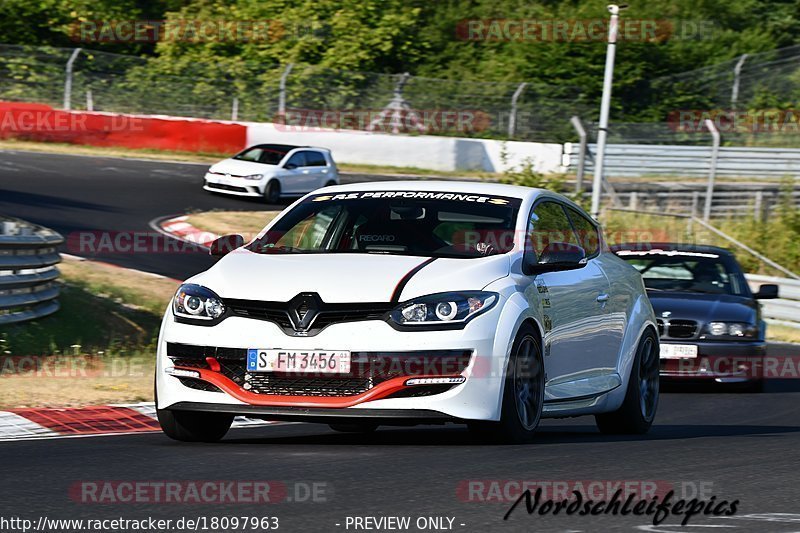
[232, 146, 290, 165]
[616, 251, 748, 295]
[247, 191, 521, 258]
[285, 151, 307, 168]
[305, 151, 327, 167]
[528, 201, 580, 259]
[566, 206, 599, 256]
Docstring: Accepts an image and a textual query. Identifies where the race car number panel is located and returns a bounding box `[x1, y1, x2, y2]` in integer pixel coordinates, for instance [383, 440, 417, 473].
[247, 349, 351, 373]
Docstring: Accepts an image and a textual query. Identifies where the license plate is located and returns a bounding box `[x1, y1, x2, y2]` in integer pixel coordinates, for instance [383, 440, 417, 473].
[247, 349, 351, 373]
[660, 344, 698, 359]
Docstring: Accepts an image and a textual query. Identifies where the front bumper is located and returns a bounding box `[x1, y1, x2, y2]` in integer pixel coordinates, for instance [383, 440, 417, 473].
[156, 306, 508, 421]
[660, 340, 767, 382]
[203, 174, 263, 197]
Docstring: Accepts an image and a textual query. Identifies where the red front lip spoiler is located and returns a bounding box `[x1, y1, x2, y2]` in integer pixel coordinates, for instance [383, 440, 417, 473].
[174, 366, 462, 408]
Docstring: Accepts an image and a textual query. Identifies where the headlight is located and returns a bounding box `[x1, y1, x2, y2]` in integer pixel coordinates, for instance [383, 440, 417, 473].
[388, 291, 498, 328]
[242, 174, 264, 180]
[706, 321, 756, 338]
[173, 284, 225, 321]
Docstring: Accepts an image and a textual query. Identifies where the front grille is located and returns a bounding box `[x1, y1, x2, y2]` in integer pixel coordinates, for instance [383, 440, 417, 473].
[167, 343, 471, 398]
[246, 375, 372, 396]
[206, 182, 249, 193]
[225, 298, 394, 336]
[655, 319, 698, 339]
[667, 319, 698, 338]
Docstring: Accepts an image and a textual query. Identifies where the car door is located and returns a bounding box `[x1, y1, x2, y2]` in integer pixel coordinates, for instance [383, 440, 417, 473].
[304, 150, 333, 188]
[280, 151, 314, 194]
[525, 200, 614, 390]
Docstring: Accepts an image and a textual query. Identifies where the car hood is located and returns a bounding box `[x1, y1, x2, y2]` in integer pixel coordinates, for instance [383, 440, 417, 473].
[209, 159, 276, 176]
[647, 291, 757, 323]
[190, 251, 511, 303]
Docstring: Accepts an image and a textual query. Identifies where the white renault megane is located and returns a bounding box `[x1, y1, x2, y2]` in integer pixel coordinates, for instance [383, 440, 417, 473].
[156, 181, 659, 443]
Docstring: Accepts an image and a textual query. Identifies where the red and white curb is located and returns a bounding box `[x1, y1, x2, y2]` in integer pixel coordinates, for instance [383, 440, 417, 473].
[0, 402, 277, 442]
[156, 215, 220, 249]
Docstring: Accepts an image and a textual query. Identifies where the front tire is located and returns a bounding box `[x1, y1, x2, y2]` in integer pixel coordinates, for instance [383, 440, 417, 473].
[264, 180, 281, 204]
[595, 328, 659, 435]
[469, 324, 544, 444]
[157, 408, 234, 442]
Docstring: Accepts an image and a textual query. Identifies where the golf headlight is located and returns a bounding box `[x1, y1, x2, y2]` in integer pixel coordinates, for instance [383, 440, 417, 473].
[707, 321, 756, 338]
[389, 291, 497, 328]
[242, 174, 263, 180]
[173, 284, 225, 321]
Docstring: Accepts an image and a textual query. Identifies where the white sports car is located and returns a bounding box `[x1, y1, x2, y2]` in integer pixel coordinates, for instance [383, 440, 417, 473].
[203, 144, 339, 203]
[156, 181, 659, 443]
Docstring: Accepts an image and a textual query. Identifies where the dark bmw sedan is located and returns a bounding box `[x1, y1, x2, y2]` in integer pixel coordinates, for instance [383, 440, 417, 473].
[612, 243, 778, 389]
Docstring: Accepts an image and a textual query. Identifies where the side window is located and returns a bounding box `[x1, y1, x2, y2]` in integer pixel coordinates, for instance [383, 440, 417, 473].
[565, 206, 599, 257]
[305, 151, 327, 167]
[285, 151, 307, 168]
[528, 201, 580, 259]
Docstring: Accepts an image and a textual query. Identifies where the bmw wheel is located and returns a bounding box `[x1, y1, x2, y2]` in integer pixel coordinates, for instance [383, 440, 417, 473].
[595, 329, 659, 435]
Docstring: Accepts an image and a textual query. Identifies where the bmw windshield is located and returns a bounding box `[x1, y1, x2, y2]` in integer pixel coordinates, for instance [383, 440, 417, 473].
[247, 190, 521, 258]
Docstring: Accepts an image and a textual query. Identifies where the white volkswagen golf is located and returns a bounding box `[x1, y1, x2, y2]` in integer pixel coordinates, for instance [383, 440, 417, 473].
[156, 181, 659, 443]
[203, 144, 339, 203]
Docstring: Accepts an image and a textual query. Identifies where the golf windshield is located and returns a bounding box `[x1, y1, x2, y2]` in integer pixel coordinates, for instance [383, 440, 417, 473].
[247, 191, 521, 258]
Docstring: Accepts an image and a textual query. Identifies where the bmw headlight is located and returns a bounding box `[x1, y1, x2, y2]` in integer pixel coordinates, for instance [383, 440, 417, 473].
[173, 284, 225, 321]
[706, 321, 756, 338]
[242, 174, 264, 180]
[389, 291, 498, 329]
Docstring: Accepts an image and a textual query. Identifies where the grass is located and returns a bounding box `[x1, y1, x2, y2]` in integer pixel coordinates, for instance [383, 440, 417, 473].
[58, 255, 179, 316]
[0, 256, 179, 407]
[184, 210, 280, 238]
[766, 324, 800, 344]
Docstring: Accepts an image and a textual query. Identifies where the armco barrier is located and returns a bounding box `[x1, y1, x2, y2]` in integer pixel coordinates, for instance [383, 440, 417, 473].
[0, 102, 247, 154]
[564, 143, 800, 179]
[0, 217, 63, 325]
[746, 274, 800, 328]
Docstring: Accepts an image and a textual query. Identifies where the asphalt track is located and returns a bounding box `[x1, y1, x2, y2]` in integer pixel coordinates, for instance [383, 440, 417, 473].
[1, 149, 800, 532]
[0, 150, 409, 280]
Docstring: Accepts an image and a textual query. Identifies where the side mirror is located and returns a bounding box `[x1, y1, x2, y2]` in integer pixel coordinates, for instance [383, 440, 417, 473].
[523, 242, 587, 275]
[209, 234, 245, 257]
[283, 162, 298, 170]
[754, 283, 779, 299]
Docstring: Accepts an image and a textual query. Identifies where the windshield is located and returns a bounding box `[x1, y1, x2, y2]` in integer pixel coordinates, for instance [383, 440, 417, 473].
[247, 191, 522, 258]
[232, 145, 292, 165]
[616, 250, 748, 296]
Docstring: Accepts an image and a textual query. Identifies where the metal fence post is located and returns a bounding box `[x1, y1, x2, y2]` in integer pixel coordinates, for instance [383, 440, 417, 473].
[754, 190, 763, 221]
[703, 119, 721, 222]
[277, 63, 294, 119]
[63, 48, 82, 111]
[570, 116, 587, 192]
[507, 82, 527, 138]
[86, 90, 93, 111]
[731, 53, 748, 108]
[231, 97, 239, 121]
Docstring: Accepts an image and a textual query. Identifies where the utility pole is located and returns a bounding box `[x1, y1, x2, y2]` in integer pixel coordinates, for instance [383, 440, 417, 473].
[590, 5, 622, 219]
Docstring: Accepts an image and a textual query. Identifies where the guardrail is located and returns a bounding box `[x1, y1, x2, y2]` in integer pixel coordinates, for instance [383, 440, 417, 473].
[745, 274, 800, 328]
[565, 143, 800, 179]
[0, 217, 63, 325]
